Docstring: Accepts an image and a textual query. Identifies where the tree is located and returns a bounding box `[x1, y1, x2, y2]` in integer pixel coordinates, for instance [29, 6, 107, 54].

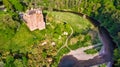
[9, 0, 24, 11]
[3, 0, 13, 11]
[114, 0, 120, 9]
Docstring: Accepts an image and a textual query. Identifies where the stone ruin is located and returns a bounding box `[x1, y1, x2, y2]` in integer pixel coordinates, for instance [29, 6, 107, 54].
[22, 8, 45, 31]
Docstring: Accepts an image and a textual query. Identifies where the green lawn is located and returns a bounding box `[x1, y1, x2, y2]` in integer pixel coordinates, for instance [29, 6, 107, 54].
[46, 11, 93, 33]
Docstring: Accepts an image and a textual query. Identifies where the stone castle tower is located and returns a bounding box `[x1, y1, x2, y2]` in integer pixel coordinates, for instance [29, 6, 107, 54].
[23, 8, 45, 31]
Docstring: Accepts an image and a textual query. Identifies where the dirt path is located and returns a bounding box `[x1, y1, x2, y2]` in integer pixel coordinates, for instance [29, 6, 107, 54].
[43, 8, 116, 66]
[56, 23, 102, 61]
[57, 25, 73, 54]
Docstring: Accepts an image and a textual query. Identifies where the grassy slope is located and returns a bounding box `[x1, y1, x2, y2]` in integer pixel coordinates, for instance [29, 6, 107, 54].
[46, 11, 97, 67]
[0, 11, 97, 67]
[47, 11, 93, 32]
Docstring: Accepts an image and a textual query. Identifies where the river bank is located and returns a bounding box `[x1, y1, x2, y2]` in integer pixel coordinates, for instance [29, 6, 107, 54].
[43, 8, 117, 67]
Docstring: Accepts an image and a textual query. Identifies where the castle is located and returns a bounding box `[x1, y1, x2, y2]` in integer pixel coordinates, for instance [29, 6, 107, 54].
[22, 8, 45, 31]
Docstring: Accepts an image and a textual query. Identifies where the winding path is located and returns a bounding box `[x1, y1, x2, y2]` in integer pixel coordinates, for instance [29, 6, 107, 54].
[57, 25, 73, 54]
[43, 8, 117, 67]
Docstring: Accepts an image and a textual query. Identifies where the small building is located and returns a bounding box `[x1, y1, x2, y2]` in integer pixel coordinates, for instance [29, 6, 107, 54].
[22, 8, 45, 31]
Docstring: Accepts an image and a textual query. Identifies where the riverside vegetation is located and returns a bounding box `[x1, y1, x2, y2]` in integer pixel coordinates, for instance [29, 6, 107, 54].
[0, 0, 120, 67]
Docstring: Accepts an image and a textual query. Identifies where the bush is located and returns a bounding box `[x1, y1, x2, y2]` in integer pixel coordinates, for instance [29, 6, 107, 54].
[84, 49, 98, 54]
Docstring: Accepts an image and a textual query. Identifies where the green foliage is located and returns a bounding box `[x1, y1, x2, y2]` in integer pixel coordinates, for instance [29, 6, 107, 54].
[47, 11, 92, 32]
[69, 41, 82, 50]
[114, 49, 120, 67]
[4, 54, 28, 67]
[22, 56, 28, 67]
[9, 0, 24, 11]
[99, 64, 106, 67]
[14, 59, 24, 67]
[1, 0, 120, 66]
[0, 13, 19, 49]
[3, 0, 26, 12]
[34, 1, 120, 66]
[5, 56, 15, 67]
[0, 9, 94, 66]
[114, 0, 120, 9]
[84, 48, 98, 54]
[51, 48, 69, 67]
[3, 0, 13, 11]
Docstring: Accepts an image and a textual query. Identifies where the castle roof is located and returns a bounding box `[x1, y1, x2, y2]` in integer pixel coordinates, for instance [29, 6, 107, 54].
[23, 8, 45, 31]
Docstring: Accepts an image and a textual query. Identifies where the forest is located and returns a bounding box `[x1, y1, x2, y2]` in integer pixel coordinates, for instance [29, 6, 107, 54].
[0, 0, 120, 67]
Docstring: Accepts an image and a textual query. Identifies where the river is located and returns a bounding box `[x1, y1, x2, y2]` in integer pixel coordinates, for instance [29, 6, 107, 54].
[43, 8, 117, 67]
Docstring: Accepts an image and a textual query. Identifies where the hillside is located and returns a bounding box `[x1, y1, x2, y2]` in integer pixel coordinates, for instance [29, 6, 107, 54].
[0, 0, 120, 67]
[0, 9, 98, 66]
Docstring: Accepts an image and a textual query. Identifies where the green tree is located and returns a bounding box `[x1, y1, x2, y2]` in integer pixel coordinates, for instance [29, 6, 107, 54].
[9, 0, 24, 11]
[3, 0, 13, 11]
[114, 0, 120, 9]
